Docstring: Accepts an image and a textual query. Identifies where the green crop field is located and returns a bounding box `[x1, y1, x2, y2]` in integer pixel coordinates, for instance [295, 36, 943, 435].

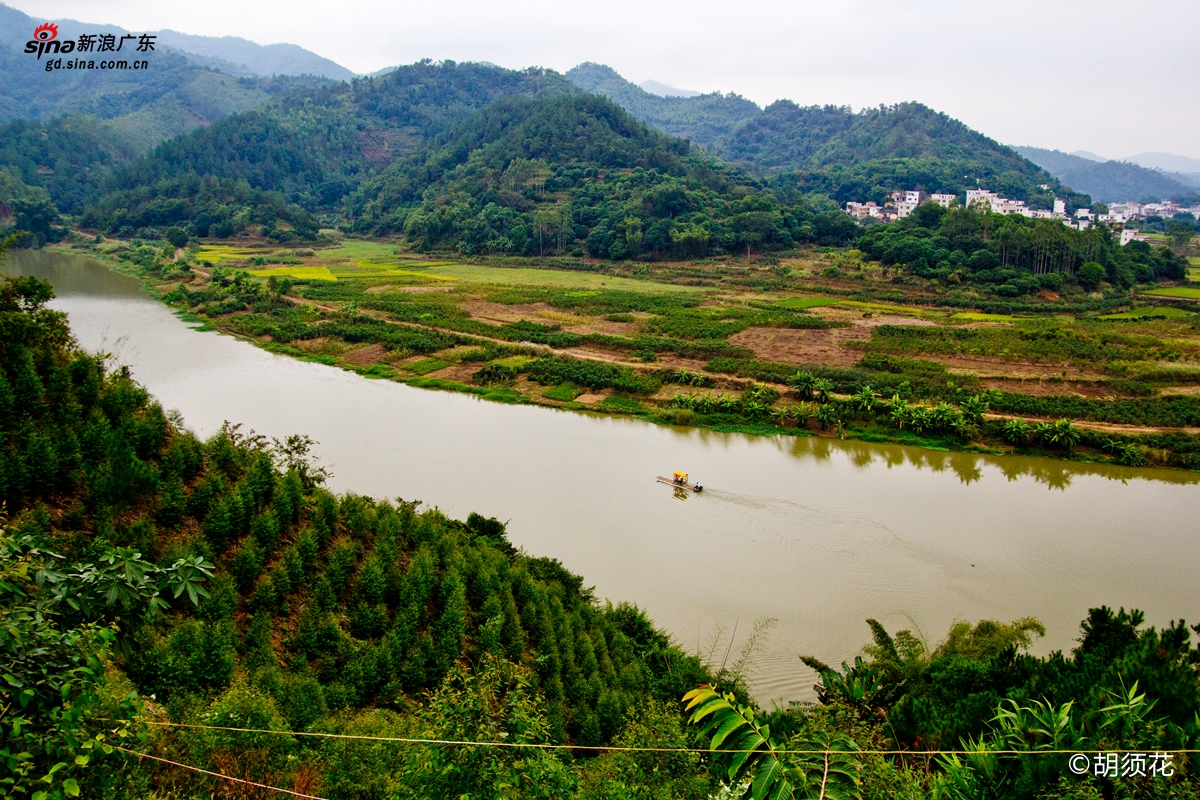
[1143, 287, 1200, 300]
[1098, 306, 1196, 319]
[246, 266, 337, 281]
[950, 312, 1017, 322]
[775, 296, 837, 309]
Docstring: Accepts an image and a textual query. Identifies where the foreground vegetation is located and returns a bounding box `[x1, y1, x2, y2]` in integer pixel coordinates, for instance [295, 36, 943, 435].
[5, 262, 1200, 799]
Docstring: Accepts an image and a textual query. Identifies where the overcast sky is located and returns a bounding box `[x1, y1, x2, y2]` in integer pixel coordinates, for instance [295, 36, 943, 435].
[14, 0, 1200, 159]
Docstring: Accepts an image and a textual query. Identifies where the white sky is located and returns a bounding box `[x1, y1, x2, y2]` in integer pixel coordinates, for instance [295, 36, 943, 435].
[13, 0, 1200, 159]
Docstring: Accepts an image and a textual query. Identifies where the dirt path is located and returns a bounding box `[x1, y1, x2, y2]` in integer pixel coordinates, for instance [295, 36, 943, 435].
[984, 412, 1200, 436]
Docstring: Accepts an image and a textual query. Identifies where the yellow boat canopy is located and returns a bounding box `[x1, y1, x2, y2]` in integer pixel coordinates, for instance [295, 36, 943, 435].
[673, 471, 689, 481]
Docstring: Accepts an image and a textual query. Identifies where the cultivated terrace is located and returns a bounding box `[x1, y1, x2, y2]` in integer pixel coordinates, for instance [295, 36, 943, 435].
[66, 217, 1200, 472]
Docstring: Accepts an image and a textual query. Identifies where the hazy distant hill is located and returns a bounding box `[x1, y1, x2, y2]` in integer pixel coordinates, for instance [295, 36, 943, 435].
[153, 30, 356, 81]
[1124, 151, 1200, 175]
[0, 3, 328, 150]
[568, 62, 1071, 207]
[566, 62, 761, 148]
[1015, 146, 1193, 202]
[639, 79, 700, 98]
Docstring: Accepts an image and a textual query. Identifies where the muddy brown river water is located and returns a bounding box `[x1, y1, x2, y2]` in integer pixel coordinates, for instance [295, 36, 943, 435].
[7, 249, 1200, 703]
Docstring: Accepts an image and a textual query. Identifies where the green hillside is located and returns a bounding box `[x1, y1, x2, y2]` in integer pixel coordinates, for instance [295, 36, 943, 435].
[566, 64, 1088, 208]
[351, 93, 860, 256]
[80, 61, 580, 239]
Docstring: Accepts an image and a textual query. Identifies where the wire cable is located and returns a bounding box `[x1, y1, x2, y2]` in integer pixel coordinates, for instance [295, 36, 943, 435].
[113, 745, 328, 799]
[134, 720, 1200, 757]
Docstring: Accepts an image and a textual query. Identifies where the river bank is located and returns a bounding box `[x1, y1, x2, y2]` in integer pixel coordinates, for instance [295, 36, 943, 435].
[56, 236, 1200, 472]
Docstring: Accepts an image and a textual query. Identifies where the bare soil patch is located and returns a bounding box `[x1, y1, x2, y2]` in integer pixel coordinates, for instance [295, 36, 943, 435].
[943, 357, 1102, 380]
[979, 379, 1115, 398]
[425, 364, 479, 383]
[574, 392, 608, 404]
[1160, 385, 1200, 396]
[729, 316, 935, 368]
[729, 327, 867, 367]
[342, 343, 387, 366]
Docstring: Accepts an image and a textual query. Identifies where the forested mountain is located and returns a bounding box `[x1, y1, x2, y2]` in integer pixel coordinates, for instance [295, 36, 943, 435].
[350, 93, 859, 256]
[1016, 146, 1196, 203]
[81, 61, 579, 238]
[567, 64, 1085, 210]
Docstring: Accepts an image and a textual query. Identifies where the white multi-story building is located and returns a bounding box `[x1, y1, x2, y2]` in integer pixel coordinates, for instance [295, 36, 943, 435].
[965, 189, 998, 210]
[1053, 199, 1066, 216]
[931, 193, 957, 207]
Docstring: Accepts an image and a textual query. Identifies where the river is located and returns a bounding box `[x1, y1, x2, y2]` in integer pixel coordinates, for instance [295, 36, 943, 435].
[7, 249, 1200, 703]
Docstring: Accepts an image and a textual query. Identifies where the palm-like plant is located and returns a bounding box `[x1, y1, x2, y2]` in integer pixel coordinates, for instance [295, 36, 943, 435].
[815, 403, 838, 430]
[890, 402, 910, 430]
[684, 687, 862, 800]
[788, 371, 817, 400]
[930, 403, 955, 431]
[1045, 419, 1080, 450]
[1002, 418, 1031, 444]
[742, 400, 766, 420]
[718, 394, 740, 413]
[851, 385, 877, 415]
[812, 378, 833, 404]
[960, 394, 990, 424]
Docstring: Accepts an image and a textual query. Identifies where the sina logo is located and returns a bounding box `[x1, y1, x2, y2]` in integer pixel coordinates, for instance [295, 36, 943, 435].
[33, 23, 58, 41]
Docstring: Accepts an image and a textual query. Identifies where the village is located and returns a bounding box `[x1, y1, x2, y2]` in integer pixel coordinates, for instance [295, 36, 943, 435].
[845, 189, 1200, 243]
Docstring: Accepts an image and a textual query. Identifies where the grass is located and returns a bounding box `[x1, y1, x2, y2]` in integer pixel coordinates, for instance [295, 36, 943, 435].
[246, 266, 337, 281]
[600, 396, 643, 413]
[833, 299, 935, 316]
[1142, 287, 1200, 300]
[543, 382, 582, 402]
[1098, 306, 1196, 320]
[400, 263, 702, 292]
[776, 296, 837, 310]
[950, 312, 1018, 322]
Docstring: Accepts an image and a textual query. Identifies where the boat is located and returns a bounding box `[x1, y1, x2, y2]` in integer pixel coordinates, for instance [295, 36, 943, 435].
[656, 471, 703, 492]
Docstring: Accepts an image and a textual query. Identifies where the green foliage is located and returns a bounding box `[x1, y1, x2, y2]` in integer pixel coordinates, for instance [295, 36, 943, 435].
[352, 93, 856, 257]
[684, 686, 862, 799]
[856, 205, 1187, 293]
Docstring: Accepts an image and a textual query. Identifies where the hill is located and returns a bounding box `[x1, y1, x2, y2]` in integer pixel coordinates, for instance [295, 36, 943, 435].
[82, 61, 581, 238]
[1016, 146, 1195, 203]
[152, 29, 356, 81]
[567, 63, 1080, 208]
[565, 62, 761, 150]
[349, 93, 848, 257]
[0, 3, 338, 159]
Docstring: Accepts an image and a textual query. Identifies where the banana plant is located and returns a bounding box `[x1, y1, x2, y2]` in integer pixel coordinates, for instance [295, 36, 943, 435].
[1002, 418, 1030, 444]
[812, 379, 833, 404]
[684, 686, 862, 800]
[789, 371, 817, 400]
[851, 385, 877, 415]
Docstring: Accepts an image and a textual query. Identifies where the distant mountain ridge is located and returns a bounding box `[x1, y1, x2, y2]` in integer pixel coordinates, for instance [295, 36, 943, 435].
[0, 3, 355, 80]
[1015, 146, 1195, 202]
[566, 62, 1075, 209]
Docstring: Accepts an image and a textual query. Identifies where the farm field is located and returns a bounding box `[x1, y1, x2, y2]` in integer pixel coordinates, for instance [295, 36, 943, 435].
[80, 236, 1200, 469]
